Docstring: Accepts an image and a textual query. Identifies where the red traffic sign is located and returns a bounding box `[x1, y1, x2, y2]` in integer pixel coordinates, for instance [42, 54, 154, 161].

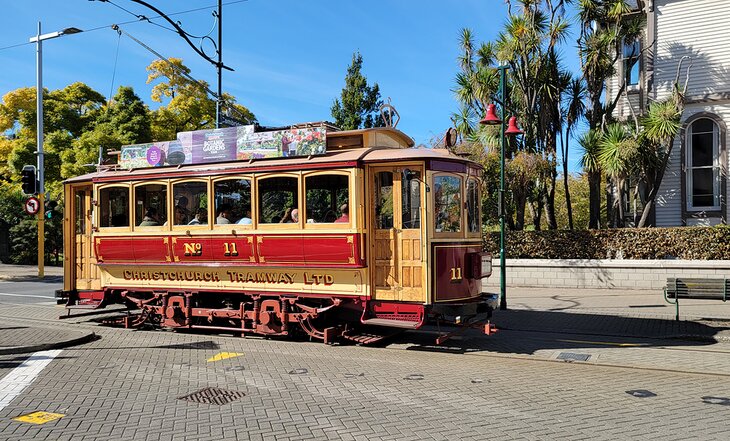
[24, 196, 40, 215]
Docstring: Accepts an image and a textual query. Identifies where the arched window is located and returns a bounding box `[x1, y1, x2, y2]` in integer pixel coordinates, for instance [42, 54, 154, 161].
[686, 118, 721, 210]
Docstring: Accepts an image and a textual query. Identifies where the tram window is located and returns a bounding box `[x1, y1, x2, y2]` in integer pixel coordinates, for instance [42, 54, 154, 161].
[467, 178, 480, 233]
[213, 178, 251, 225]
[434, 175, 462, 233]
[134, 184, 167, 227]
[99, 187, 129, 227]
[402, 170, 421, 229]
[259, 176, 299, 224]
[173, 181, 208, 226]
[305, 174, 349, 223]
[375, 172, 394, 229]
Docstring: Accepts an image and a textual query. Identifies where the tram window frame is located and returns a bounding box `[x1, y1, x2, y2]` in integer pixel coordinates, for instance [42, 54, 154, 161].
[133, 182, 169, 230]
[303, 171, 351, 228]
[212, 176, 254, 228]
[171, 178, 210, 229]
[433, 173, 464, 237]
[466, 177, 481, 237]
[256, 174, 301, 228]
[97, 184, 131, 230]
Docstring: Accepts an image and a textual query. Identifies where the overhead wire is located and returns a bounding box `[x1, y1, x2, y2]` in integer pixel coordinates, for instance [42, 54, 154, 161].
[0, 0, 248, 52]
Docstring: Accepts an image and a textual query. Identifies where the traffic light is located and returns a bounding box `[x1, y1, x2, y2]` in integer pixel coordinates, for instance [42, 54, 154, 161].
[45, 200, 58, 220]
[21, 165, 37, 195]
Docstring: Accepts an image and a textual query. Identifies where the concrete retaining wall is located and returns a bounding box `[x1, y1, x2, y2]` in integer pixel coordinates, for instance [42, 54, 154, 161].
[482, 259, 730, 290]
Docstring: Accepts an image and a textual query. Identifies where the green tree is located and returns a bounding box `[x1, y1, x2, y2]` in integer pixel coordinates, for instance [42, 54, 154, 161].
[577, 0, 643, 228]
[146, 58, 255, 140]
[331, 52, 384, 130]
[597, 123, 638, 227]
[561, 76, 586, 230]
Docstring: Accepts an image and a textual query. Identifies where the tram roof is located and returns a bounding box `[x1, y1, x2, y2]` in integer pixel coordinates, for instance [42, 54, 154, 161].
[65, 127, 479, 184]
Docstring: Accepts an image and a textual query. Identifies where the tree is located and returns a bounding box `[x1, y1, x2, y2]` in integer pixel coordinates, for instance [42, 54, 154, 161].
[331, 52, 384, 130]
[635, 86, 684, 227]
[598, 123, 638, 227]
[577, 0, 644, 228]
[579, 129, 603, 228]
[561, 76, 586, 230]
[146, 58, 256, 140]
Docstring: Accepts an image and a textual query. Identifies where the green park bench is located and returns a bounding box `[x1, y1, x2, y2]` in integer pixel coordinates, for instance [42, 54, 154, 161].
[664, 278, 729, 321]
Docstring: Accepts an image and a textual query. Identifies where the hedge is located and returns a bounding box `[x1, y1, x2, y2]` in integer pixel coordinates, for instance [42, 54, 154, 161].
[484, 226, 730, 260]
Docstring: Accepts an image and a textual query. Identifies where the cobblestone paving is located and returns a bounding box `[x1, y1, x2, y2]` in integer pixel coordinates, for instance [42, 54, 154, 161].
[0, 326, 729, 440]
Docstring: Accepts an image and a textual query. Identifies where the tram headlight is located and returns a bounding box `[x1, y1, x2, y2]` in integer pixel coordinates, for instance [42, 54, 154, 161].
[481, 254, 492, 278]
[468, 252, 492, 279]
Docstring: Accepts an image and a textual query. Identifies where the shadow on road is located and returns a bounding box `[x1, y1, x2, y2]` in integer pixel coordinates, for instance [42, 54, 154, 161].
[393, 309, 730, 355]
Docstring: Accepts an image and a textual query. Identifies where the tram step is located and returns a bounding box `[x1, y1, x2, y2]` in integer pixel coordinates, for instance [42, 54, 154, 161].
[67, 300, 103, 309]
[342, 328, 405, 345]
[361, 318, 421, 329]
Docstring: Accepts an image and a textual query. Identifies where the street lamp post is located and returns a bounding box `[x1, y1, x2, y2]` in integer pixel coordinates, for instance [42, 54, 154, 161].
[480, 64, 523, 311]
[29, 22, 82, 278]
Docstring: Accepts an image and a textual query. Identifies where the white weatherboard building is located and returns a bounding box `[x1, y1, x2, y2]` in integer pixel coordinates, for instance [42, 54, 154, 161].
[607, 0, 729, 226]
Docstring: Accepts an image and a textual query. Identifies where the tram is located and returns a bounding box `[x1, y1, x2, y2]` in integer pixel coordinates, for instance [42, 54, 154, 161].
[59, 121, 495, 343]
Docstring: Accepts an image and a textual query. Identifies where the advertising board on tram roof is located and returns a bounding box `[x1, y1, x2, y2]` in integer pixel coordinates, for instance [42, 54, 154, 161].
[119, 124, 327, 169]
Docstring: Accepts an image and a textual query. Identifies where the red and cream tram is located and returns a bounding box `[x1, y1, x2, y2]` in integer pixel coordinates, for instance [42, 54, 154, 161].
[59, 122, 495, 343]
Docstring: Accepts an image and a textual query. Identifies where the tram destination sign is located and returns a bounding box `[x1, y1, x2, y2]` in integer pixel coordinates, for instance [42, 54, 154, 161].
[119, 125, 327, 169]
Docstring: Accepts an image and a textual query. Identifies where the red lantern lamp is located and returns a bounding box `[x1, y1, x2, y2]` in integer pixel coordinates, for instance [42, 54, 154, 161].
[505, 116, 523, 136]
[479, 103, 502, 125]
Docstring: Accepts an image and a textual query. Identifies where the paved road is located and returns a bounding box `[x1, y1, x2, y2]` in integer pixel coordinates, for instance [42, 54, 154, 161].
[0, 310, 728, 438]
[0, 280, 60, 305]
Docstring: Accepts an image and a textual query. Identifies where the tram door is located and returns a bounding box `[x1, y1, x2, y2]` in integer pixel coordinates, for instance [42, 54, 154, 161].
[71, 185, 99, 290]
[370, 166, 424, 302]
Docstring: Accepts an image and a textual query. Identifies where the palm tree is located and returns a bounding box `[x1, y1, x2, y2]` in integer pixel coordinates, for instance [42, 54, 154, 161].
[561, 76, 586, 229]
[579, 129, 602, 228]
[635, 93, 683, 227]
[577, 0, 644, 228]
[598, 123, 638, 227]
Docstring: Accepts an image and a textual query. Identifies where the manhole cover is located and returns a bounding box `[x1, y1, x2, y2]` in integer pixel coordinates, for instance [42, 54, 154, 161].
[557, 352, 591, 362]
[178, 387, 245, 405]
[626, 389, 657, 398]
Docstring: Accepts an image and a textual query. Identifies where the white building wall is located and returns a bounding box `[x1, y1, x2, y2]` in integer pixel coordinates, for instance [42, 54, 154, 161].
[652, 0, 730, 226]
[654, 0, 730, 102]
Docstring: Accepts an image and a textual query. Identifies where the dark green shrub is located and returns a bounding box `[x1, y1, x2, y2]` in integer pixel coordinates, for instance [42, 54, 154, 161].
[484, 226, 730, 260]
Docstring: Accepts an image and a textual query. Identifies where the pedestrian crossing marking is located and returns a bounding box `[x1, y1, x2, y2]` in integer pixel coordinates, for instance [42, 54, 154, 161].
[207, 352, 243, 362]
[13, 411, 65, 424]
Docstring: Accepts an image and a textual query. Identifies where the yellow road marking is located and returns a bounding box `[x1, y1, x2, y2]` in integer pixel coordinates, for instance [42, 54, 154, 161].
[207, 352, 244, 362]
[13, 411, 65, 425]
[557, 339, 647, 347]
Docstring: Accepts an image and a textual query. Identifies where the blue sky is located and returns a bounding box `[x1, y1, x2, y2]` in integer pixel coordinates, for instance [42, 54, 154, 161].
[0, 0, 583, 170]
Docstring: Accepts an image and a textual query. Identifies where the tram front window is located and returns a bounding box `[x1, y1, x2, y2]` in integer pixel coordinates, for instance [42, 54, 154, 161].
[135, 184, 167, 227]
[434, 175, 462, 233]
[99, 186, 129, 227]
[375, 171, 394, 229]
[213, 178, 251, 225]
[402, 170, 421, 229]
[467, 178, 480, 233]
[259, 176, 299, 224]
[305, 174, 349, 223]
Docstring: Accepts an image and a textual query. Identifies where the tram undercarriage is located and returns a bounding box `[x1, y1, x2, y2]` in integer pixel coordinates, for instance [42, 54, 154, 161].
[75, 289, 428, 344]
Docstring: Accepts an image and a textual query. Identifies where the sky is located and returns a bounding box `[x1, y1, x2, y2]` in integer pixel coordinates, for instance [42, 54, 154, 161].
[0, 0, 584, 170]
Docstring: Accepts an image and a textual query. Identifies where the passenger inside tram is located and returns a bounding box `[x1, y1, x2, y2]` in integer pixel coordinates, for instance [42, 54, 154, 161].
[188, 208, 208, 225]
[216, 204, 233, 224]
[139, 207, 160, 226]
